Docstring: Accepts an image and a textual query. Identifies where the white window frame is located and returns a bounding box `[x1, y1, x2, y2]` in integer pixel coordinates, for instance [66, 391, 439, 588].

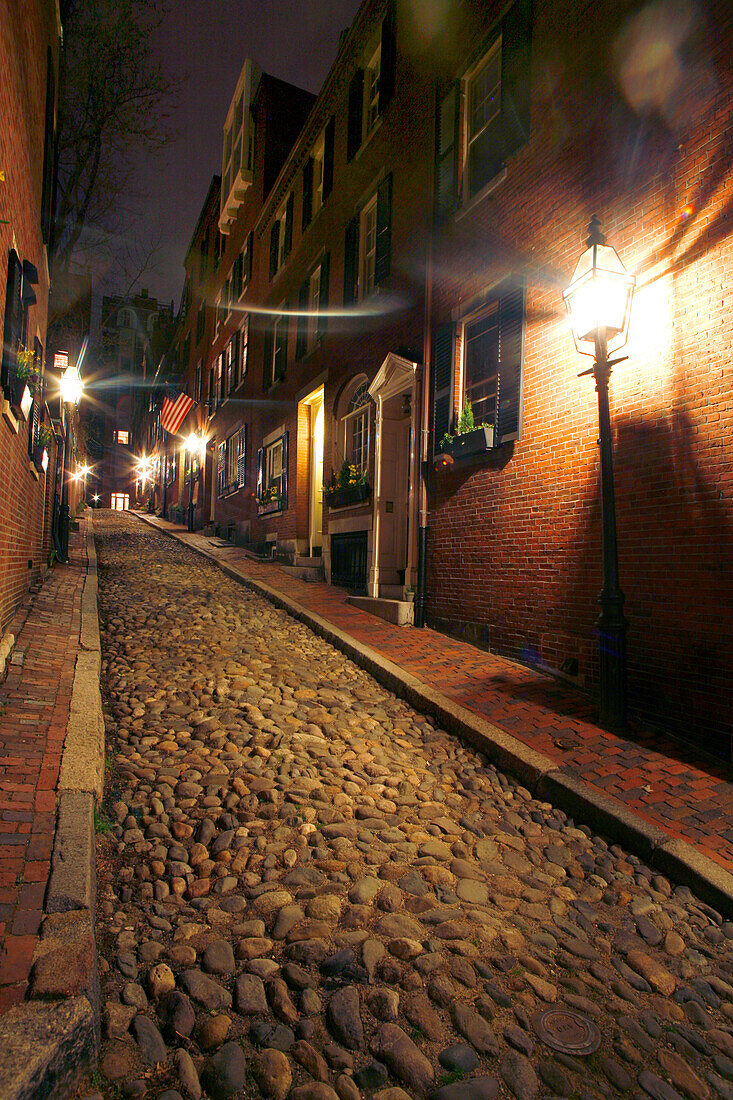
[342, 380, 371, 473]
[115, 429, 129, 445]
[312, 131, 325, 215]
[265, 437, 283, 492]
[238, 315, 249, 386]
[307, 263, 322, 350]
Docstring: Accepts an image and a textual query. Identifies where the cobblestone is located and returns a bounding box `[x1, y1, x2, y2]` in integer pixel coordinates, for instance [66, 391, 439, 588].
[89, 513, 733, 1098]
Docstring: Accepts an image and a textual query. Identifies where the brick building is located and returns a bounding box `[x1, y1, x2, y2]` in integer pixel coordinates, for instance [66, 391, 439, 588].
[0, 0, 63, 631]
[147, 0, 732, 753]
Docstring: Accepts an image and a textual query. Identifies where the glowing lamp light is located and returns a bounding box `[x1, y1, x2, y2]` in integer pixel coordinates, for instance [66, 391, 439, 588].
[563, 217, 635, 356]
[184, 432, 206, 458]
[60, 364, 83, 405]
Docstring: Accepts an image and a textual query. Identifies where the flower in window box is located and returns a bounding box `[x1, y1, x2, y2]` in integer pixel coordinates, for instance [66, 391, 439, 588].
[439, 398, 494, 460]
[323, 460, 370, 508]
[259, 485, 282, 507]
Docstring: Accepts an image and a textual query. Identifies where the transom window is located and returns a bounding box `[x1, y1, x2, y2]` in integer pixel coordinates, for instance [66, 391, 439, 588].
[463, 305, 499, 427]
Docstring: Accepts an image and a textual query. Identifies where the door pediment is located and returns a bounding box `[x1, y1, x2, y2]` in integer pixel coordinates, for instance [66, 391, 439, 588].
[368, 353, 417, 402]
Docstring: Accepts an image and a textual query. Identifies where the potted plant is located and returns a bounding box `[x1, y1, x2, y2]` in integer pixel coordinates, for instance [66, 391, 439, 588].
[440, 399, 494, 459]
[323, 461, 370, 508]
[258, 484, 283, 513]
[9, 345, 38, 420]
[33, 422, 53, 472]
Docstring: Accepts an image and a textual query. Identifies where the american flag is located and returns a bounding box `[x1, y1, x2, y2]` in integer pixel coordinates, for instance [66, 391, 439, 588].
[160, 390, 195, 434]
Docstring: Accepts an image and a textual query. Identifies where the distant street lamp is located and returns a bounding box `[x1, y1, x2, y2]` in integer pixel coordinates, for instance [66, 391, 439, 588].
[184, 432, 206, 532]
[563, 216, 635, 731]
[57, 363, 84, 562]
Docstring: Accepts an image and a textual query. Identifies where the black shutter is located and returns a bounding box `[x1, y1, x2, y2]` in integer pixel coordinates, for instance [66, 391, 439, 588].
[41, 49, 55, 244]
[302, 157, 314, 230]
[237, 426, 247, 487]
[318, 252, 330, 338]
[347, 69, 364, 161]
[245, 230, 253, 283]
[295, 280, 308, 360]
[1, 250, 23, 394]
[269, 221, 280, 279]
[501, 0, 533, 161]
[281, 431, 289, 508]
[284, 192, 294, 257]
[343, 217, 359, 306]
[379, 2, 396, 115]
[432, 323, 456, 455]
[323, 116, 335, 199]
[435, 82, 460, 219]
[257, 447, 264, 500]
[375, 173, 392, 285]
[263, 326, 274, 390]
[230, 331, 239, 392]
[497, 281, 525, 443]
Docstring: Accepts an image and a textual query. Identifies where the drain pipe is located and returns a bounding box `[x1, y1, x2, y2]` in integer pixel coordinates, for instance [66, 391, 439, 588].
[414, 134, 435, 629]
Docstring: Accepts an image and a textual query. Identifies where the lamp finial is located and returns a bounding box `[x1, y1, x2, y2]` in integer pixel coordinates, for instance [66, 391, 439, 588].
[586, 215, 606, 248]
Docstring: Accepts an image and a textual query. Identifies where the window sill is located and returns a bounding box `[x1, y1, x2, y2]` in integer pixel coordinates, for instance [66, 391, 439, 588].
[2, 400, 19, 434]
[454, 167, 508, 223]
[258, 500, 284, 516]
[29, 463, 40, 482]
[350, 114, 383, 166]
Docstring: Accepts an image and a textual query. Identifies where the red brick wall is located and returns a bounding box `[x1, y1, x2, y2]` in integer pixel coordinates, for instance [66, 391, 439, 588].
[0, 0, 60, 632]
[427, 0, 733, 751]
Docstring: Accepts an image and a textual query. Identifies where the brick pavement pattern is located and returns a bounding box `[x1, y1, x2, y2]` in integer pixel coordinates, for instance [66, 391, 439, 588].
[143, 514, 733, 875]
[0, 527, 87, 1013]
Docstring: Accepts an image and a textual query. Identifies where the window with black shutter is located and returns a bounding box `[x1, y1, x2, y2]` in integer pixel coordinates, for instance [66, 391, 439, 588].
[461, 0, 532, 201]
[302, 157, 314, 231]
[273, 315, 287, 382]
[1, 250, 23, 397]
[244, 230, 253, 284]
[262, 326, 274, 391]
[438, 280, 526, 454]
[374, 173, 392, 286]
[239, 315, 249, 383]
[323, 116, 335, 199]
[432, 323, 456, 456]
[435, 82, 460, 219]
[347, 69, 364, 161]
[236, 425, 247, 487]
[217, 441, 226, 496]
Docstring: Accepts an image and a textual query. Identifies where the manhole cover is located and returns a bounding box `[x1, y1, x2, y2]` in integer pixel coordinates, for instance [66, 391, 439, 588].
[534, 1008, 601, 1055]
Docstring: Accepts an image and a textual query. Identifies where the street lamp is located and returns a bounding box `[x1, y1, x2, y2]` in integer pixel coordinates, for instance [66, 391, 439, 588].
[563, 216, 635, 731]
[183, 432, 206, 532]
[57, 363, 84, 562]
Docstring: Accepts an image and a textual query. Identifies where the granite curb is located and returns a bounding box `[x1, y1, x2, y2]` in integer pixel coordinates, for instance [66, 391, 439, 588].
[0, 514, 104, 1099]
[137, 512, 733, 919]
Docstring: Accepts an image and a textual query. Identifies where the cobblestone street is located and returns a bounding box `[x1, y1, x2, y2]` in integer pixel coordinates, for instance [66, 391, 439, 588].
[89, 511, 733, 1100]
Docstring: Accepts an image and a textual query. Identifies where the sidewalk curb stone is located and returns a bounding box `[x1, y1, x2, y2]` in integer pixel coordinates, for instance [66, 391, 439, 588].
[0, 515, 104, 1099]
[137, 513, 733, 919]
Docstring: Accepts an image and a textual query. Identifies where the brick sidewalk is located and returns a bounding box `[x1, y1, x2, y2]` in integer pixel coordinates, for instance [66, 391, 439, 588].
[143, 514, 733, 876]
[0, 525, 87, 1013]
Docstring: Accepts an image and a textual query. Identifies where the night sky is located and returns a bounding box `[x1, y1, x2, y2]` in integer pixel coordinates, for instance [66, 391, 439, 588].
[126, 0, 363, 308]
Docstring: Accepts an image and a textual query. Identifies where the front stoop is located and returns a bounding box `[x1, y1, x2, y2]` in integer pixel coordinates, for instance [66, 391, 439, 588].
[347, 595, 415, 626]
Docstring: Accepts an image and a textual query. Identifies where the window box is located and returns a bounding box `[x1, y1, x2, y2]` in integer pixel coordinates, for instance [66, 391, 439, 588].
[10, 378, 33, 421]
[442, 423, 494, 460]
[326, 483, 371, 509]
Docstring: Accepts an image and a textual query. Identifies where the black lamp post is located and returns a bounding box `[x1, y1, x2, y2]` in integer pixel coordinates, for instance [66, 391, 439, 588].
[563, 217, 636, 731]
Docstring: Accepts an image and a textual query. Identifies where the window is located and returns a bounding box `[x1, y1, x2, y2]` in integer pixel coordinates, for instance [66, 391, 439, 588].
[224, 335, 236, 395]
[115, 429, 129, 445]
[208, 364, 215, 415]
[196, 306, 205, 344]
[432, 280, 526, 454]
[263, 314, 287, 389]
[111, 493, 130, 511]
[364, 43, 381, 138]
[215, 352, 223, 405]
[257, 432, 288, 509]
[237, 316, 249, 385]
[344, 382, 371, 472]
[343, 175, 391, 304]
[271, 193, 294, 278]
[296, 255, 330, 359]
[1, 250, 23, 399]
[435, 0, 532, 213]
[217, 426, 246, 496]
[303, 122, 333, 232]
[360, 196, 378, 299]
[346, 5, 396, 162]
